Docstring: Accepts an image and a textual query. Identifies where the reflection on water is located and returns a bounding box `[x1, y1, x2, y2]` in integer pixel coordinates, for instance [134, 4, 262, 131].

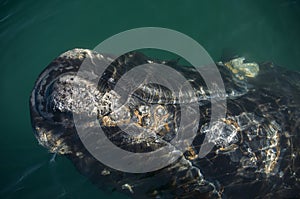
[1, 162, 44, 197]
[0, 0, 299, 198]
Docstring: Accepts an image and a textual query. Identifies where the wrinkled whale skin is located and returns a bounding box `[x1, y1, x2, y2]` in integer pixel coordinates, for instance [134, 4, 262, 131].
[30, 49, 300, 199]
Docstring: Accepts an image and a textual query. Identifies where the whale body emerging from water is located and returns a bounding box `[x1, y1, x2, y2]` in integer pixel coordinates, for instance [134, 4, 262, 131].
[30, 49, 300, 198]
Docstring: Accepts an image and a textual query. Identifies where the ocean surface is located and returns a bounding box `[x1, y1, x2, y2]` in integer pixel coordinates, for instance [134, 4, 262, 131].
[0, 1, 299, 199]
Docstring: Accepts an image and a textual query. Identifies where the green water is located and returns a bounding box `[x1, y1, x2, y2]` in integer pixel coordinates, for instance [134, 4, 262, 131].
[0, 1, 299, 198]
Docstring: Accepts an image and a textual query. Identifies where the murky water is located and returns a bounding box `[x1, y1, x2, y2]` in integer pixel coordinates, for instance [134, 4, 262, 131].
[0, 1, 299, 198]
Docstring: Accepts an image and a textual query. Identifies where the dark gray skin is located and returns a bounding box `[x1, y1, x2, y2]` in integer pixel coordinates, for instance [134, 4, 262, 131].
[30, 49, 300, 199]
